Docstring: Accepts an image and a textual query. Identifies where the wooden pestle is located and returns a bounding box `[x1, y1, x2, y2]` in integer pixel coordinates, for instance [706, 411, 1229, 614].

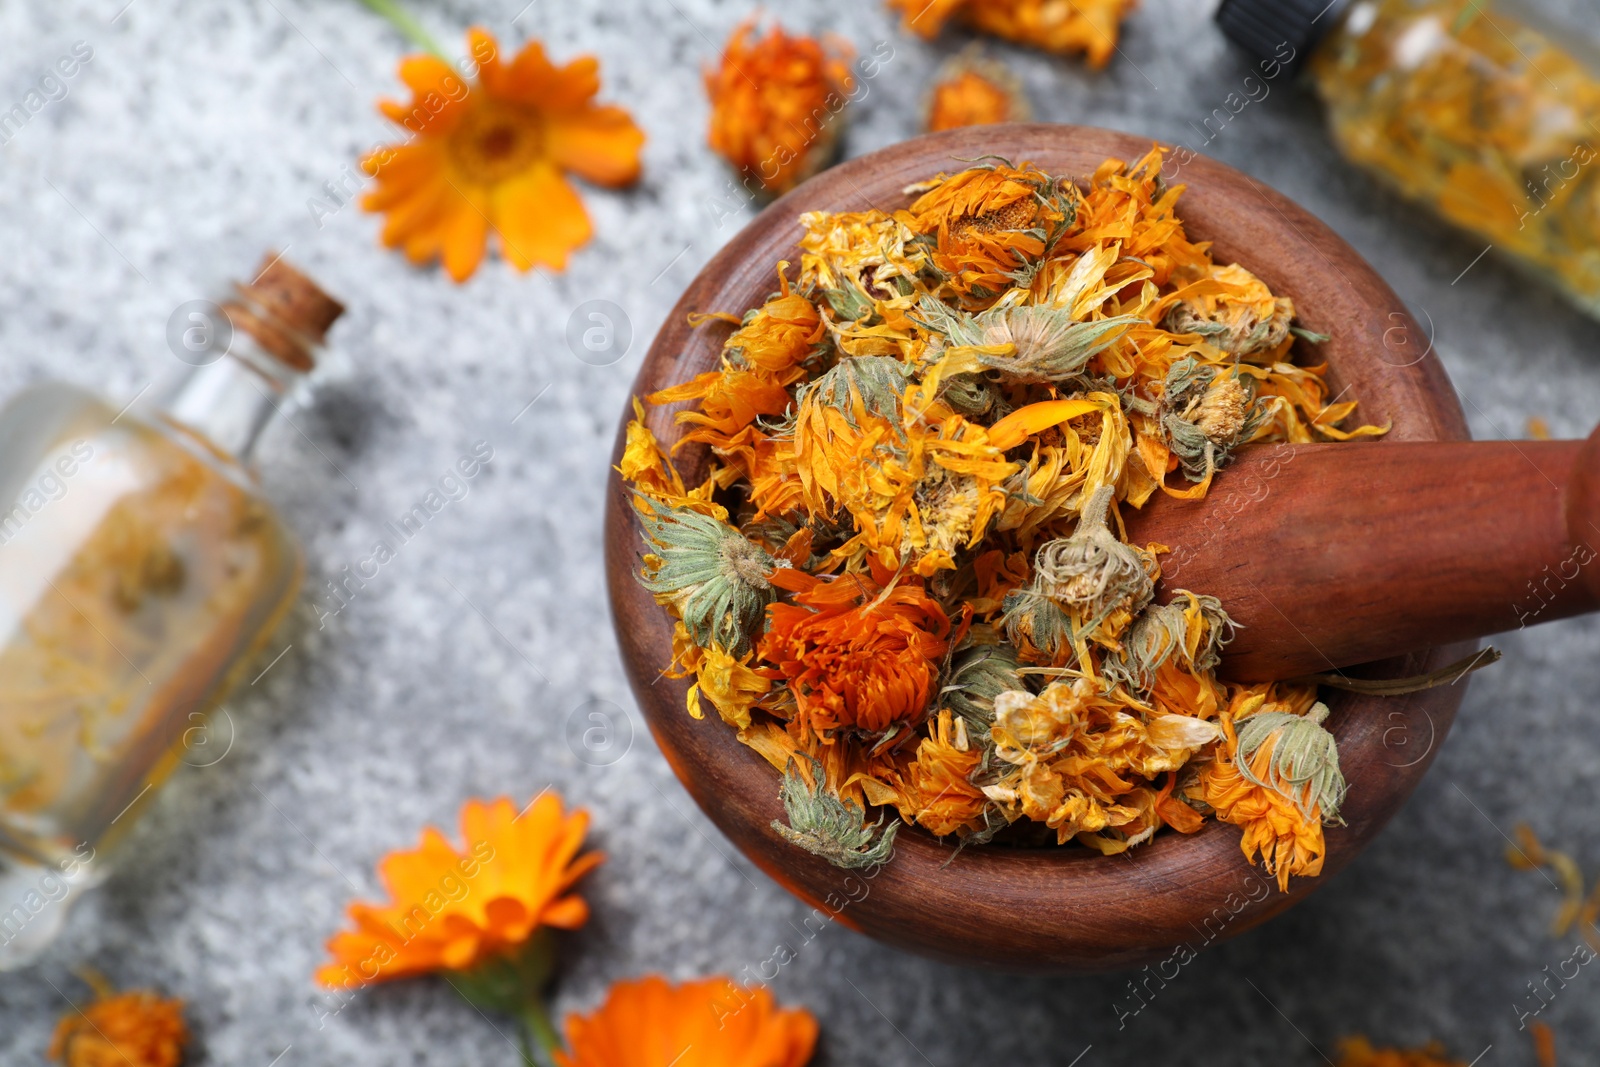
[1124, 426, 1600, 681]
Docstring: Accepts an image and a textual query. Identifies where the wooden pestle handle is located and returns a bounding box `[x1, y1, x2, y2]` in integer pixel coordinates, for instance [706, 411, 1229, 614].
[1124, 426, 1600, 681]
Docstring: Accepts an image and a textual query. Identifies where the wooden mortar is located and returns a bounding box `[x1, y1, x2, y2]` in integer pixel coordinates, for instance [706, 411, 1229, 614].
[605, 125, 1474, 970]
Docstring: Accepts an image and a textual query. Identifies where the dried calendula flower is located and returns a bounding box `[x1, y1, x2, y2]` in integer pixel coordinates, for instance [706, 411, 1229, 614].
[705, 19, 855, 197]
[773, 755, 899, 869]
[49, 977, 187, 1067]
[1203, 698, 1343, 889]
[362, 29, 643, 280]
[760, 564, 953, 737]
[1161, 356, 1263, 483]
[672, 627, 773, 730]
[636, 495, 787, 656]
[942, 640, 1031, 738]
[1004, 486, 1156, 656]
[984, 679, 1219, 846]
[557, 974, 818, 1067]
[890, 0, 1138, 69]
[1104, 600, 1186, 694]
[905, 709, 991, 836]
[915, 294, 1141, 385]
[1034, 487, 1153, 617]
[793, 355, 910, 514]
[926, 52, 1029, 131]
[1162, 263, 1296, 358]
[1235, 702, 1347, 823]
[1106, 590, 1235, 694]
[900, 161, 1077, 306]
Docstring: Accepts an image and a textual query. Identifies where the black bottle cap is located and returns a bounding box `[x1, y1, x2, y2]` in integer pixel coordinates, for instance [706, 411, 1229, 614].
[1215, 0, 1353, 73]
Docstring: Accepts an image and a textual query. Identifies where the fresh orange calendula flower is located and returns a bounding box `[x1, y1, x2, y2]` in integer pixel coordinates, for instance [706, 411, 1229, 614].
[362, 29, 644, 281]
[705, 20, 855, 197]
[759, 563, 954, 737]
[316, 793, 601, 987]
[926, 57, 1028, 131]
[557, 974, 817, 1067]
[49, 986, 187, 1067]
[890, 0, 1137, 69]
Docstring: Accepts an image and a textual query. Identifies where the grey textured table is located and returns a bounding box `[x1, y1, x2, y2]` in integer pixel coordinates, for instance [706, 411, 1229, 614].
[2, 0, 1598, 1063]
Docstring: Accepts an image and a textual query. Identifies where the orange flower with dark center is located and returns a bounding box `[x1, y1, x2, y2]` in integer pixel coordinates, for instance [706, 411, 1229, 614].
[363, 29, 643, 281]
[759, 563, 954, 736]
[900, 163, 1070, 305]
[926, 59, 1028, 131]
[706, 20, 855, 196]
[49, 987, 187, 1067]
[316, 793, 601, 988]
[557, 975, 817, 1067]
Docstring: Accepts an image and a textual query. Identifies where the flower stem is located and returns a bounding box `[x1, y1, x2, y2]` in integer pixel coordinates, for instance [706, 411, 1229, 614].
[355, 0, 451, 62]
[518, 999, 561, 1067]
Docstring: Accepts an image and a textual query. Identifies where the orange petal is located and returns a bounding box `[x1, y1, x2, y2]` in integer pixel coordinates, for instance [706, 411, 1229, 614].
[466, 27, 505, 93]
[389, 55, 470, 136]
[541, 894, 590, 929]
[362, 140, 448, 206]
[491, 162, 592, 272]
[372, 173, 457, 253]
[517, 52, 602, 111]
[987, 398, 1102, 449]
[498, 39, 559, 102]
[440, 192, 491, 282]
[547, 105, 644, 187]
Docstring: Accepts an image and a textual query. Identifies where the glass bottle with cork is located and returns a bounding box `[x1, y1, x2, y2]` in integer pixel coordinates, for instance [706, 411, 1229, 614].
[0, 257, 342, 967]
[1217, 0, 1600, 318]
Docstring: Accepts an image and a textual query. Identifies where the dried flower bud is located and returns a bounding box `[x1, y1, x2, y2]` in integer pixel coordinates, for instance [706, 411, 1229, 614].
[1235, 702, 1347, 824]
[772, 755, 898, 869]
[797, 354, 910, 433]
[1181, 591, 1237, 674]
[1161, 357, 1263, 482]
[1161, 263, 1294, 357]
[999, 585, 1076, 661]
[915, 295, 1139, 385]
[1103, 601, 1186, 694]
[1031, 485, 1155, 620]
[939, 371, 1000, 417]
[636, 497, 786, 655]
[941, 641, 1031, 735]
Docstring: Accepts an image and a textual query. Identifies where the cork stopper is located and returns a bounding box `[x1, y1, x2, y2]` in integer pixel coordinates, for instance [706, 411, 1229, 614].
[222, 254, 345, 373]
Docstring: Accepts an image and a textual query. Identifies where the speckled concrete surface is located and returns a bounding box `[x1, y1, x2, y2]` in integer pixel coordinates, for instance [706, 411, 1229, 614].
[2, 0, 1599, 1063]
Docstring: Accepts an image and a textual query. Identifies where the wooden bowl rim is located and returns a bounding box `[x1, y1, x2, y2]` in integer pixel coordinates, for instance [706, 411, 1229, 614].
[605, 124, 1473, 971]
